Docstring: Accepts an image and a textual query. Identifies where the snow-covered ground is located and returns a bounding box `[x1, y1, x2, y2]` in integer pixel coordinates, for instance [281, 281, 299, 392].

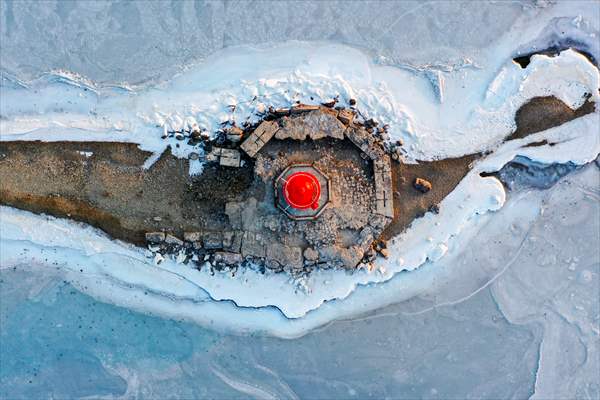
[1, 0, 599, 398]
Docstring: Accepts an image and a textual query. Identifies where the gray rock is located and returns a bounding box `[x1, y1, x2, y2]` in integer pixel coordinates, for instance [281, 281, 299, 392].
[357, 227, 374, 251]
[240, 120, 279, 157]
[303, 247, 319, 261]
[145, 232, 165, 243]
[222, 231, 242, 253]
[202, 232, 223, 249]
[226, 126, 244, 142]
[275, 110, 345, 141]
[240, 198, 261, 231]
[317, 245, 362, 269]
[241, 232, 266, 258]
[183, 232, 201, 242]
[337, 109, 355, 125]
[225, 202, 243, 229]
[205, 148, 221, 162]
[165, 234, 184, 246]
[340, 246, 364, 269]
[266, 243, 303, 270]
[219, 148, 241, 167]
[214, 251, 243, 265]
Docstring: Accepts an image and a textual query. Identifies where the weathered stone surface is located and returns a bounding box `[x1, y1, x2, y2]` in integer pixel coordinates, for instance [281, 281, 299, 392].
[262, 215, 280, 231]
[241, 232, 266, 258]
[345, 127, 371, 154]
[374, 155, 394, 218]
[145, 232, 165, 243]
[266, 243, 303, 269]
[225, 126, 244, 142]
[319, 106, 339, 118]
[225, 202, 243, 229]
[223, 231, 242, 253]
[275, 111, 345, 141]
[222, 231, 233, 248]
[240, 120, 279, 157]
[290, 104, 320, 114]
[214, 251, 243, 265]
[337, 109, 355, 125]
[158, 108, 395, 272]
[340, 246, 364, 269]
[240, 197, 261, 230]
[317, 246, 345, 268]
[357, 227, 374, 251]
[165, 234, 184, 246]
[183, 231, 201, 242]
[319, 246, 364, 269]
[369, 214, 390, 230]
[205, 147, 221, 162]
[303, 247, 319, 261]
[345, 127, 386, 161]
[202, 232, 223, 249]
[414, 177, 432, 193]
[219, 148, 241, 167]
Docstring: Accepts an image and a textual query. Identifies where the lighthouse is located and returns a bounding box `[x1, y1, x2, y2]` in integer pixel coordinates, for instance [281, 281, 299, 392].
[274, 164, 331, 220]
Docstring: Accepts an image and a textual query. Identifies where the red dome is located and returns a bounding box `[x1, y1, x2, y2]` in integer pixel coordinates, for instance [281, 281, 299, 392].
[283, 171, 321, 210]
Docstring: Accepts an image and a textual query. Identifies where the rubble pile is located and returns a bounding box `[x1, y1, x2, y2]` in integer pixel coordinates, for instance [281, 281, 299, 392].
[151, 103, 400, 273]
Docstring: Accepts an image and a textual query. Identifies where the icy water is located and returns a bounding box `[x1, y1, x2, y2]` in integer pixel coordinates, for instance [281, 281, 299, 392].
[1, 267, 537, 399]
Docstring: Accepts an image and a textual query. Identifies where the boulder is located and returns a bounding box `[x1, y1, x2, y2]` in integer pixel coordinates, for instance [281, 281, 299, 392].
[202, 232, 223, 249]
[145, 232, 165, 243]
[214, 251, 243, 265]
[275, 110, 345, 141]
[266, 243, 303, 270]
[337, 109, 355, 125]
[303, 247, 319, 262]
[165, 234, 184, 246]
[183, 231, 201, 242]
[219, 148, 241, 167]
[414, 177, 432, 193]
[241, 232, 266, 258]
[226, 126, 244, 142]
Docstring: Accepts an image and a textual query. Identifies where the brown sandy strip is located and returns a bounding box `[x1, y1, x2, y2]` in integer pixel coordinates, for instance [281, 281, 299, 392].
[0, 96, 595, 247]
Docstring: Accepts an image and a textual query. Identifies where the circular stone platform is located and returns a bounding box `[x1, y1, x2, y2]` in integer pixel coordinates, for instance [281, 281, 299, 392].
[151, 107, 394, 272]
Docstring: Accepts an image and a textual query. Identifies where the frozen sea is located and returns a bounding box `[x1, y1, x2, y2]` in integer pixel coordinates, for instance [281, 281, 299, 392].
[1, 1, 599, 399]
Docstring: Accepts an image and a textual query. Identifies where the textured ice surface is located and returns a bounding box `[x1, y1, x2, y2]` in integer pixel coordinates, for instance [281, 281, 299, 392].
[1, 0, 600, 398]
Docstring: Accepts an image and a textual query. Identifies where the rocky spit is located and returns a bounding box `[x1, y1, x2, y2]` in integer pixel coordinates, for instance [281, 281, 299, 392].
[145, 103, 429, 274]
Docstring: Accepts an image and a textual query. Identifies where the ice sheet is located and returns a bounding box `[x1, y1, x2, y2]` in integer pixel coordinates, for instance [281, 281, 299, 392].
[1, 1, 600, 397]
[0, 0, 598, 336]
